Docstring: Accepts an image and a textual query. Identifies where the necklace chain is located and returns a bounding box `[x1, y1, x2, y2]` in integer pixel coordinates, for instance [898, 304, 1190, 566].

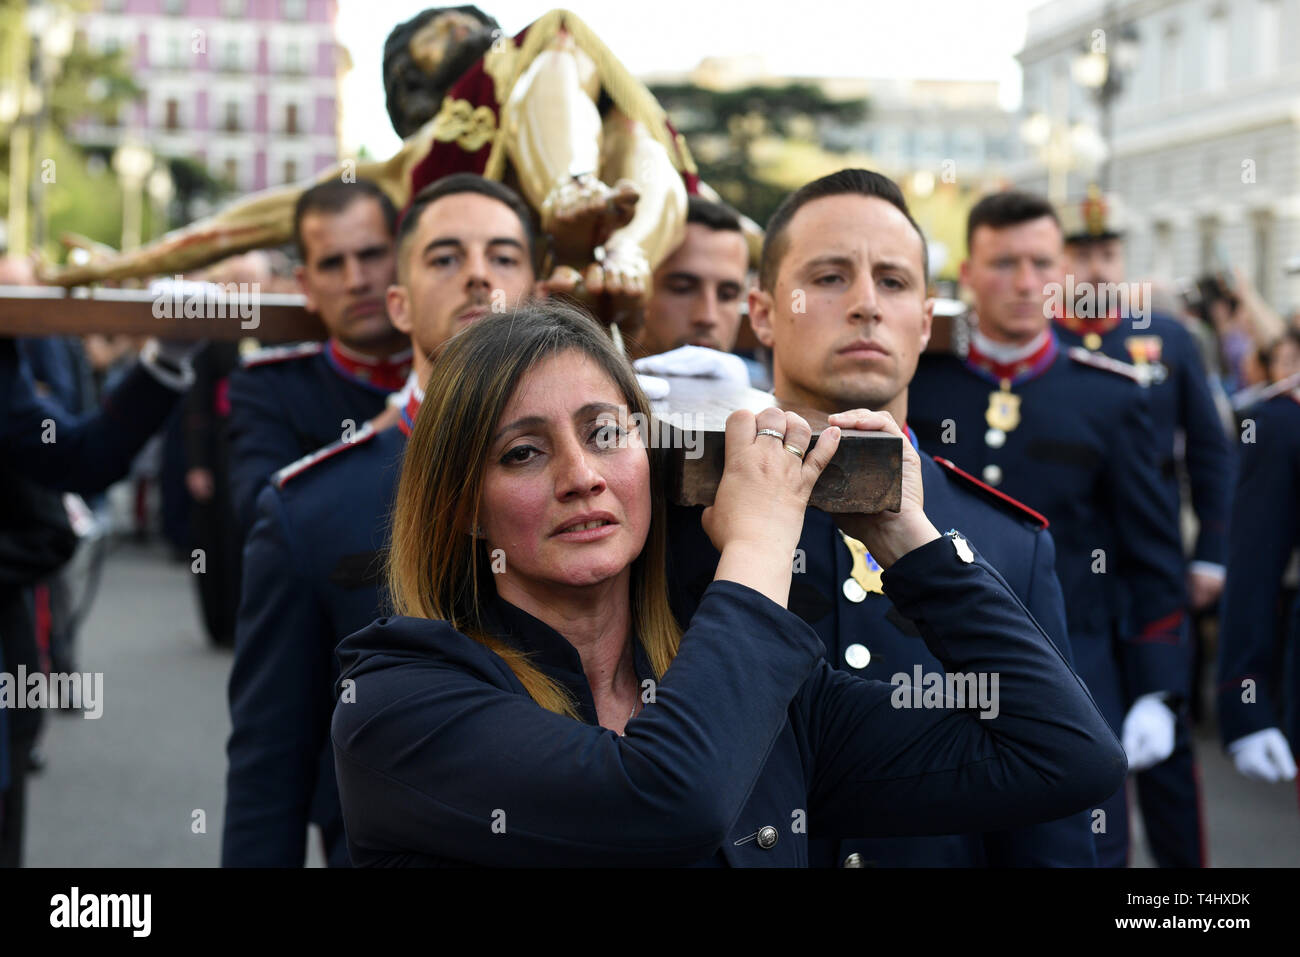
[618, 696, 639, 736]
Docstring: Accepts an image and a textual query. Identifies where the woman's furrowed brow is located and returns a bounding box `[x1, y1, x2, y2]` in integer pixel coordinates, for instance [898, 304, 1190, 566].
[492, 403, 622, 441]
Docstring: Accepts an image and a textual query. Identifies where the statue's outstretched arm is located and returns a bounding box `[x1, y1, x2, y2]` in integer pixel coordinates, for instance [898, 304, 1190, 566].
[39, 144, 422, 287]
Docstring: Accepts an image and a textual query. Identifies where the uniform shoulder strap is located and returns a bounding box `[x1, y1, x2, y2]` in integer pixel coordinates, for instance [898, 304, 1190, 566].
[931, 455, 1050, 530]
[272, 423, 378, 489]
[240, 341, 323, 369]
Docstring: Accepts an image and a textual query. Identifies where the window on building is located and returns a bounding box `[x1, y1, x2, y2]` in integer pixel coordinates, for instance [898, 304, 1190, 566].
[1253, 212, 1272, 301]
[1206, 10, 1227, 91]
[104, 36, 121, 56]
[1160, 24, 1181, 101]
[222, 41, 240, 72]
[282, 0, 307, 20]
[283, 159, 298, 184]
[165, 0, 186, 16]
[1152, 221, 1173, 278]
[167, 36, 183, 68]
[1257, 0, 1280, 75]
[285, 43, 301, 74]
[285, 103, 299, 135]
[165, 98, 180, 131]
[1199, 218, 1219, 272]
[103, 0, 125, 12]
[223, 158, 239, 186]
[222, 0, 247, 16]
[224, 101, 241, 133]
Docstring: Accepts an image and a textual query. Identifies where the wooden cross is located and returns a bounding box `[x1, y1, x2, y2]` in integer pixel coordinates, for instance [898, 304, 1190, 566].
[651, 374, 902, 514]
[0, 286, 904, 513]
[0, 284, 324, 342]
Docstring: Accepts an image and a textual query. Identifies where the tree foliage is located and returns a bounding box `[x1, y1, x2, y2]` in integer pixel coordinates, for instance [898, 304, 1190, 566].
[650, 81, 868, 226]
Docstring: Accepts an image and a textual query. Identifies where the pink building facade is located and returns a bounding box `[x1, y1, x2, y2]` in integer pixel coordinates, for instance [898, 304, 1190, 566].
[80, 0, 343, 194]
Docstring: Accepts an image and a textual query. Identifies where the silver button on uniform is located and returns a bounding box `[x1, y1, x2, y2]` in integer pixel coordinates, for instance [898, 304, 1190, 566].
[842, 852, 864, 868]
[982, 464, 1002, 486]
[984, 427, 1006, 449]
[756, 826, 778, 849]
[842, 578, 867, 603]
[844, 643, 871, 669]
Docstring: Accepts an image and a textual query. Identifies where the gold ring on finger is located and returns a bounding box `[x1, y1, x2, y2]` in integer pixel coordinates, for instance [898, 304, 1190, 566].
[784, 443, 806, 460]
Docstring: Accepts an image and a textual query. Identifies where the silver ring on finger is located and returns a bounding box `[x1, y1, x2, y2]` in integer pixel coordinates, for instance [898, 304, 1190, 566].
[756, 428, 785, 440]
[783, 443, 806, 460]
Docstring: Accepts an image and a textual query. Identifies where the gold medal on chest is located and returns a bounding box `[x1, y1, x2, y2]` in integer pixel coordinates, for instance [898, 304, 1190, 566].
[839, 531, 884, 597]
[985, 381, 1021, 433]
[1083, 332, 1103, 351]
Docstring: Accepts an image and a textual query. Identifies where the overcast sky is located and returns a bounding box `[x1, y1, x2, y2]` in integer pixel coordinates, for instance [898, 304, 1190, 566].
[336, 0, 1043, 156]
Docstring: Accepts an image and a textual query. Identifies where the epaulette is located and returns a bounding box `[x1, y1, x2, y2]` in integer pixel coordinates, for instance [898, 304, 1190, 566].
[272, 423, 378, 489]
[932, 455, 1050, 530]
[1067, 345, 1149, 385]
[240, 341, 323, 369]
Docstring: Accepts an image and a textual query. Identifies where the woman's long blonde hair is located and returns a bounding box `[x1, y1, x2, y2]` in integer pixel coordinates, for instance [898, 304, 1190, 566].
[387, 301, 682, 718]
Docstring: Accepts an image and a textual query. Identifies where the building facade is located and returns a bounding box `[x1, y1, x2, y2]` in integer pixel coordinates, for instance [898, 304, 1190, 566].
[1016, 0, 1300, 311]
[78, 0, 345, 195]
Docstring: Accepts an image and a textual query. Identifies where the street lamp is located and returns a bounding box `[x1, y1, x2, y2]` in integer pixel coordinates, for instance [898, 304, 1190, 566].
[1019, 69, 1100, 206]
[148, 164, 175, 234]
[1071, 15, 1140, 190]
[20, 1, 77, 251]
[114, 139, 154, 252]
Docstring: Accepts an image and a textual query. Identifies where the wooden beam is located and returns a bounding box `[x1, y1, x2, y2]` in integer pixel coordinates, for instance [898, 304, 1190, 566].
[0, 285, 325, 342]
[651, 375, 903, 514]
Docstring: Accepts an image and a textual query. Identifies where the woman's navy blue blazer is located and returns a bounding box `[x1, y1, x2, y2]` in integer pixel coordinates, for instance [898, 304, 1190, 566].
[331, 534, 1127, 866]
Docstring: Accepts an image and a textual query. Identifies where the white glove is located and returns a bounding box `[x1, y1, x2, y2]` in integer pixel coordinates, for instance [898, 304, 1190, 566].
[633, 345, 750, 389]
[635, 373, 670, 401]
[1228, 728, 1297, 783]
[1121, 693, 1177, 771]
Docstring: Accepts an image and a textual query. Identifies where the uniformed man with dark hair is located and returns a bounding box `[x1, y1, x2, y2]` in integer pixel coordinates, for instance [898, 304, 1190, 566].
[909, 189, 1190, 867]
[666, 168, 1098, 866]
[222, 174, 538, 866]
[1054, 188, 1234, 867]
[226, 177, 412, 533]
[633, 196, 750, 359]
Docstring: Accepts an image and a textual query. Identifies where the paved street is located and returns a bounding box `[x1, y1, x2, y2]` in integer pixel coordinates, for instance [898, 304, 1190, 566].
[24, 539, 324, 867]
[23, 540, 1300, 868]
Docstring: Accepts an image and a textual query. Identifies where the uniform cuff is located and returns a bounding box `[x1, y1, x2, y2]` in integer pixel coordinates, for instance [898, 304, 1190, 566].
[139, 339, 195, 391]
[1188, 561, 1226, 581]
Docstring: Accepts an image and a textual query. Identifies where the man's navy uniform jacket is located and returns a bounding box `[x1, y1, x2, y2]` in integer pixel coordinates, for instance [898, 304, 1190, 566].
[331, 534, 1127, 866]
[1, 338, 180, 493]
[226, 340, 409, 533]
[667, 447, 1097, 867]
[1217, 393, 1300, 751]
[1, 339, 181, 794]
[1056, 310, 1230, 868]
[1055, 311, 1233, 571]
[910, 332, 1188, 864]
[911, 334, 1189, 718]
[222, 421, 407, 867]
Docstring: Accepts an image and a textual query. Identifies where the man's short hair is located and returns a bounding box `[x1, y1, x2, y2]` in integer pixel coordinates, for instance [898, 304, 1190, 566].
[966, 190, 1060, 253]
[293, 178, 398, 262]
[759, 168, 928, 291]
[686, 196, 743, 234]
[395, 173, 537, 277]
